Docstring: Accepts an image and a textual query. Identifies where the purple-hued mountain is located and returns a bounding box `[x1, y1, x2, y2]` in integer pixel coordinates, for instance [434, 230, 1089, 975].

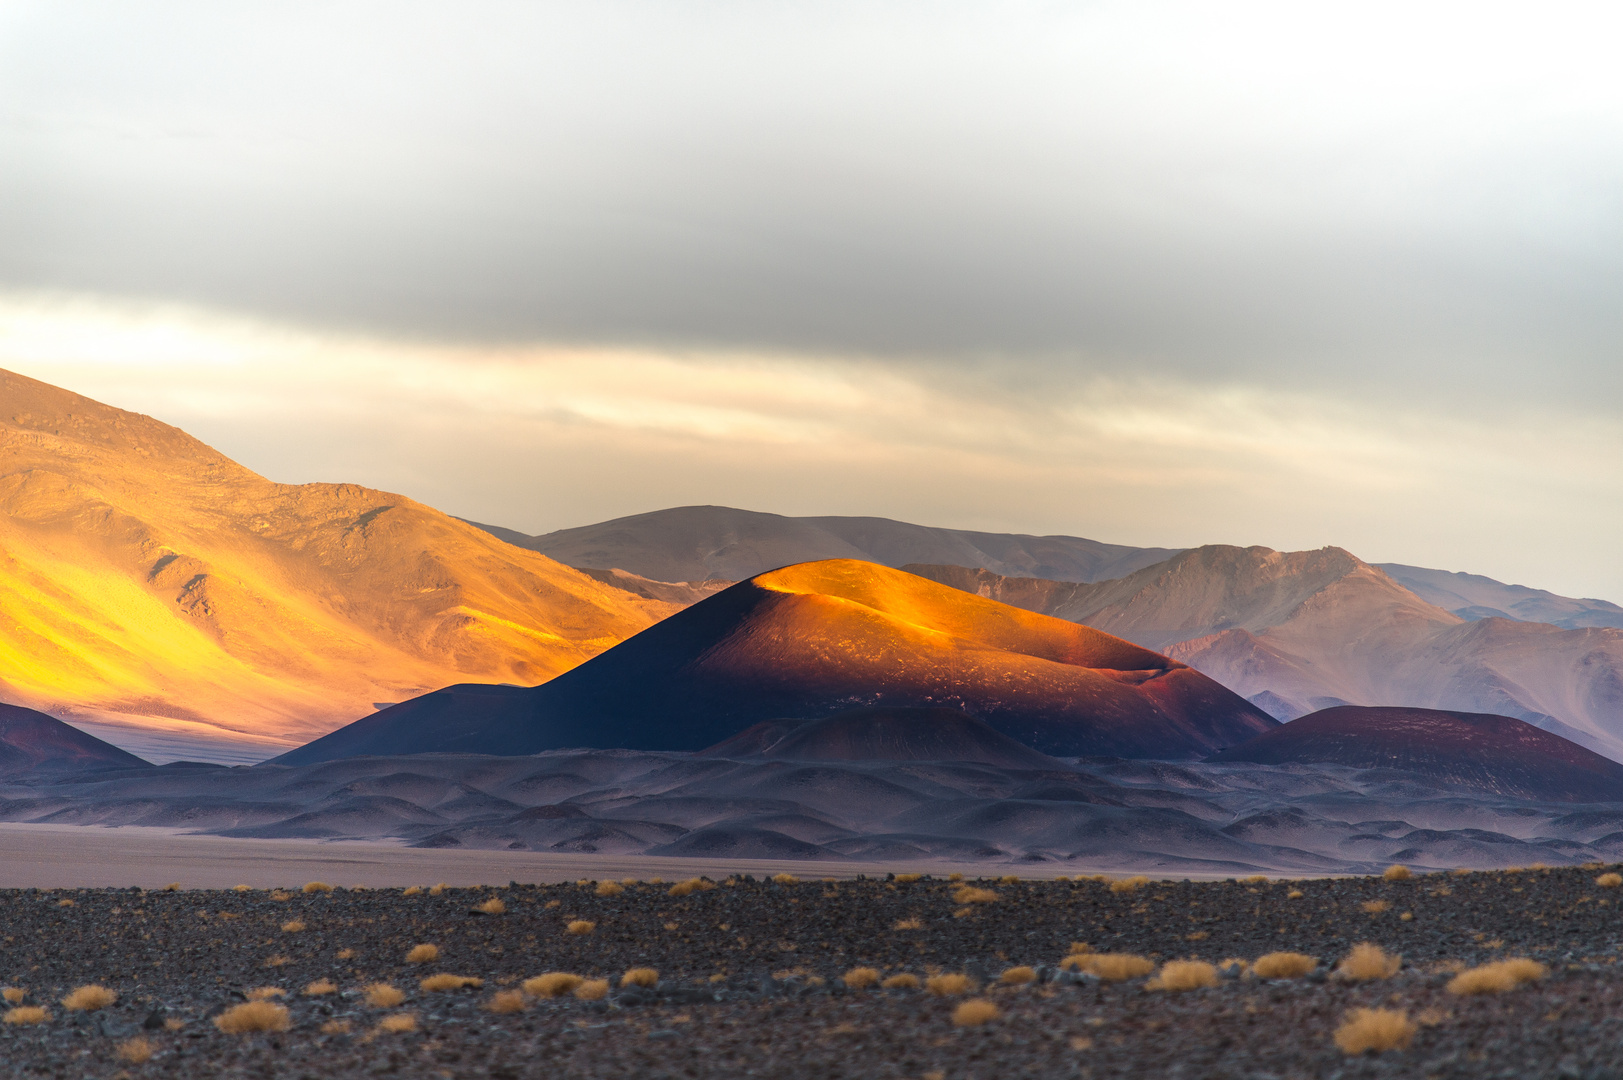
[0, 703, 150, 774]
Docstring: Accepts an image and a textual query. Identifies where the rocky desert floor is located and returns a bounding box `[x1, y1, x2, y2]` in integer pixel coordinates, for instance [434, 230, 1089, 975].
[2, 865, 1622, 1079]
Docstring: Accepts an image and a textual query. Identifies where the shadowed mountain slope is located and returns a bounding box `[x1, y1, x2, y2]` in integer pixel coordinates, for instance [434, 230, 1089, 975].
[0, 369, 678, 757]
[1378, 563, 1623, 630]
[1209, 706, 1623, 803]
[276, 560, 1277, 765]
[697, 707, 1066, 769]
[0, 702, 151, 775]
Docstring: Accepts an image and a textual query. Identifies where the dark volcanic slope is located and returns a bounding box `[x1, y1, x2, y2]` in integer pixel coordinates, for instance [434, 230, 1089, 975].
[278, 561, 1276, 765]
[0, 702, 149, 774]
[1209, 706, 1623, 802]
[699, 707, 1066, 769]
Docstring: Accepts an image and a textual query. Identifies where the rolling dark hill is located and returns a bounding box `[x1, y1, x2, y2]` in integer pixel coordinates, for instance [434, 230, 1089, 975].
[1208, 706, 1623, 803]
[697, 706, 1066, 769]
[276, 560, 1277, 765]
[0, 702, 150, 774]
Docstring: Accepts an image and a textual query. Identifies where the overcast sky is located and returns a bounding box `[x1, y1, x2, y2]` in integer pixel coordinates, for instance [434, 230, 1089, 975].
[2, 2, 1622, 598]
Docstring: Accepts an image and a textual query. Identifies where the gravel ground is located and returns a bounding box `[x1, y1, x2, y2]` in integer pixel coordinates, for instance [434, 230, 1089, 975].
[2, 864, 1622, 1078]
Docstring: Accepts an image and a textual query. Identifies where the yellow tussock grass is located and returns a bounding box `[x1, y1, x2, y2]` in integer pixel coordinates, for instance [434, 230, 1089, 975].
[1252, 952, 1317, 979]
[281, 920, 305, 933]
[4, 1006, 47, 1025]
[1362, 899, 1392, 914]
[771, 873, 799, 885]
[402, 886, 422, 896]
[842, 967, 881, 989]
[999, 966, 1037, 985]
[621, 967, 659, 988]
[363, 984, 405, 1008]
[1334, 1007, 1414, 1054]
[1068, 942, 1091, 955]
[882, 973, 920, 989]
[377, 1013, 416, 1033]
[302, 881, 333, 893]
[115, 1036, 153, 1064]
[233, 884, 252, 892]
[336, 948, 356, 960]
[428, 883, 447, 896]
[595, 881, 624, 897]
[947, 872, 964, 882]
[162, 882, 181, 892]
[1383, 865, 1413, 881]
[925, 973, 975, 996]
[1287, 889, 1305, 899]
[245, 987, 286, 1001]
[1596, 873, 1622, 888]
[321, 1019, 351, 1035]
[406, 944, 439, 963]
[566, 920, 596, 935]
[303, 980, 337, 996]
[893, 918, 923, 930]
[164, 1018, 184, 1031]
[669, 878, 717, 897]
[57, 898, 73, 907]
[1244, 875, 1268, 884]
[420, 974, 483, 992]
[1, 988, 23, 1004]
[1076, 954, 1156, 982]
[1447, 958, 1547, 995]
[952, 999, 1000, 1026]
[1148, 960, 1218, 991]
[523, 973, 583, 998]
[998, 875, 1020, 884]
[264, 955, 291, 968]
[1109, 875, 1150, 893]
[61, 985, 116, 1011]
[269, 890, 293, 901]
[476, 898, 506, 915]
[894, 873, 923, 883]
[1416, 1007, 1451, 1026]
[574, 979, 610, 1001]
[952, 885, 999, 904]
[214, 1001, 291, 1034]
[486, 990, 528, 1014]
[1336, 943, 1401, 981]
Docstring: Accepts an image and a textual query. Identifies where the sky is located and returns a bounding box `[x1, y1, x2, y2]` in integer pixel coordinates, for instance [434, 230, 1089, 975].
[2, 1, 1622, 599]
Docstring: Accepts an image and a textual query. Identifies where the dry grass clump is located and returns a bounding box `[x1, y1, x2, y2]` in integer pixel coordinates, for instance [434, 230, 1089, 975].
[1334, 1008, 1414, 1054]
[523, 973, 584, 998]
[303, 980, 337, 996]
[1148, 960, 1218, 992]
[336, 948, 356, 960]
[998, 966, 1037, 986]
[669, 878, 718, 897]
[566, 920, 596, 936]
[882, 973, 919, 990]
[842, 967, 881, 989]
[952, 999, 1000, 1026]
[115, 1036, 153, 1064]
[486, 990, 528, 1014]
[281, 920, 305, 933]
[893, 918, 923, 931]
[1336, 943, 1401, 981]
[4, 1007, 47, 1025]
[1361, 899, 1392, 914]
[1252, 952, 1318, 979]
[402, 885, 423, 896]
[1075, 954, 1156, 982]
[894, 873, 923, 883]
[595, 881, 624, 897]
[363, 984, 406, 1008]
[925, 973, 976, 996]
[1287, 889, 1304, 899]
[233, 884, 253, 892]
[57, 898, 73, 907]
[771, 873, 800, 885]
[264, 955, 291, 968]
[1383, 865, 1413, 882]
[621, 968, 659, 988]
[1596, 873, 1623, 889]
[61, 985, 117, 1012]
[246, 987, 286, 1001]
[377, 1013, 416, 1033]
[321, 1019, 352, 1035]
[419, 974, 483, 992]
[428, 883, 447, 896]
[214, 1001, 291, 1034]
[162, 882, 181, 892]
[1446, 958, 1548, 995]
[1244, 874, 1268, 884]
[302, 881, 334, 893]
[406, 944, 439, 963]
[1109, 875, 1150, 893]
[475, 897, 506, 915]
[952, 886, 999, 904]
[574, 979, 610, 1001]
[1, 988, 23, 1004]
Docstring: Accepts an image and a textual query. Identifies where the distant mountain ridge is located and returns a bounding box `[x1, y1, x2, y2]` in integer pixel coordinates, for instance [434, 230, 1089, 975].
[1378, 563, 1623, 630]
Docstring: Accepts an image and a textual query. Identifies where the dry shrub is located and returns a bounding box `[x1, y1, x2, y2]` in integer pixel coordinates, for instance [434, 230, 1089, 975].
[1383, 865, 1413, 882]
[1109, 876, 1150, 894]
[523, 973, 584, 998]
[771, 874, 800, 885]
[1148, 960, 1218, 992]
[1244, 875, 1268, 884]
[115, 1036, 153, 1064]
[998, 966, 1037, 986]
[420, 974, 483, 992]
[246, 987, 286, 1001]
[281, 920, 305, 933]
[57, 898, 73, 908]
[1, 988, 23, 1004]
[574, 979, 610, 1001]
[925, 973, 976, 996]
[997, 875, 1020, 885]
[164, 1018, 184, 1032]
[595, 881, 624, 897]
[952, 999, 1000, 1026]
[302, 881, 333, 893]
[1077, 954, 1156, 982]
[214, 1001, 291, 1034]
[364, 983, 406, 1008]
[303, 980, 337, 996]
[952, 886, 999, 905]
[476, 898, 506, 915]
[947, 872, 964, 882]
[1334, 1007, 1414, 1054]
[269, 890, 292, 902]
[61, 985, 117, 1011]
[1068, 942, 1091, 955]
[1596, 873, 1623, 889]
[406, 944, 439, 963]
[566, 920, 596, 936]
[428, 883, 447, 896]
[377, 1013, 416, 1034]
[882, 973, 920, 990]
[162, 882, 181, 892]
[321, 1019, 351, 1035]
[1362, 899, 1392, 914]
[233, 884, 252, 892]
[1287, 889, 1305, 899]
[842, 967, 881, 989]
[1252, 952, 1318, 979]
[893, 918, 923, 931]
[486, 990, 528, 1014]
[669, 879, 717, 897]
[336, 948, 356, 960]
[402, 886, 422, 896]
[1336, 943, 1401, 981]
[894, 873, 923, 883]
[264, 955, 291, 968]
[4, 1007, 47, 1025]
[621, 968, 659, 988]
[1447, 958, 1547, 995]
